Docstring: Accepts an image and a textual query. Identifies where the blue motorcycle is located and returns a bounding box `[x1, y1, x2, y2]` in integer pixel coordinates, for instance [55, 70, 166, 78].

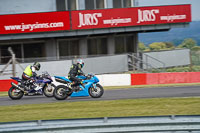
[8, 72, 55, 100]
[53, 74, 104, 100]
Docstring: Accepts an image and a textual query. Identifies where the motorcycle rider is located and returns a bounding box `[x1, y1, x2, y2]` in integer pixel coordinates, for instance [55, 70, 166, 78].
[68, 59, 85, 91]
[22, 62, 41, 93]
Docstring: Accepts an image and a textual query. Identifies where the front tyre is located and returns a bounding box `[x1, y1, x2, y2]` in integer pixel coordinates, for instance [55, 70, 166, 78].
[43, 84, 55, 97]
[53, 85, 69, 100]
[8, 86, 24, 100]
[89, 84, 104, 98]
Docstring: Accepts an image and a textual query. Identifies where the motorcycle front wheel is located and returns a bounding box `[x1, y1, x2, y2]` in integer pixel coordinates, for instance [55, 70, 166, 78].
[8, 86, 24, 100]
[89, 84, 104, 98]
[53, 85, 69, 100]
[43, 84, 55, 97]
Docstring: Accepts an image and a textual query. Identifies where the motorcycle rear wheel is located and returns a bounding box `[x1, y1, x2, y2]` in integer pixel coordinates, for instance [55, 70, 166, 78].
[89, 84, 104, 98]
[53, 85, 69, 100]
[8, 86, 24, 100]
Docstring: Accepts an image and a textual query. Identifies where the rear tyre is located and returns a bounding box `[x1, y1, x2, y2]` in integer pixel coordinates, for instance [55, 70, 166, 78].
[8, 86, 24, 100]
[43, 84, 55, 97]
[53, 85, 69, 100]
[89, 84, 104, 98]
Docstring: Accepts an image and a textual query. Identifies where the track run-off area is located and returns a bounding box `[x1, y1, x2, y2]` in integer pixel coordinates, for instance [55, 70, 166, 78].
[1, 85, 200, 106]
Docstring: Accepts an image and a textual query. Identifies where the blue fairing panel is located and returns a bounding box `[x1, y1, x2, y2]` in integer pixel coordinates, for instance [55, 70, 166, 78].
[77, 75, 87, 80]
[71, 88, 89, 97]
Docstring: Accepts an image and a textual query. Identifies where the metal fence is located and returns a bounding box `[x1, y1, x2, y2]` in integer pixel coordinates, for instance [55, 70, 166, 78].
[143, 49, 191, 69]
[191, 50, 200, 65]
[0, 54, 129, 79]
[0, 115, 200, 133]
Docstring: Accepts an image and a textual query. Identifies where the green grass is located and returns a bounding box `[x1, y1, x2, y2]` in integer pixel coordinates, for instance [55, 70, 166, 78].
[0, 97, 200, 123]
[0, 91, 8, 96]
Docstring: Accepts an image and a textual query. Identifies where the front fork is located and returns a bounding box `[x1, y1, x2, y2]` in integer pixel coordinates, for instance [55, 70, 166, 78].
[45, 83, 52, 91]
[92, 83, 97, 91]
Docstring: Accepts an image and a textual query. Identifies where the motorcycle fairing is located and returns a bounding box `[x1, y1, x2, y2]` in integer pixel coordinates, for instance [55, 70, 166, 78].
[71, 81, 94, 97]
[54, 75, 100, 97]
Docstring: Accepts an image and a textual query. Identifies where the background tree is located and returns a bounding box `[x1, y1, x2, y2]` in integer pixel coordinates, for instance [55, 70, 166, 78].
[138, 42, 147, 51]
[164, 42, 175, 49]
[177, 38, 197, 49]
[149, 42, 166, 51]
[191, 46, 200, 51]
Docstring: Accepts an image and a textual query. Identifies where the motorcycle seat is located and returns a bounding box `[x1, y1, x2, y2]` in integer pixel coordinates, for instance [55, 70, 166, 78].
[54, 76, 71, 84]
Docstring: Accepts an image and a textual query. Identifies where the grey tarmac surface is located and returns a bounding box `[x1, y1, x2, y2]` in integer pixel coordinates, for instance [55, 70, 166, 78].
[1, 85, 200, 106]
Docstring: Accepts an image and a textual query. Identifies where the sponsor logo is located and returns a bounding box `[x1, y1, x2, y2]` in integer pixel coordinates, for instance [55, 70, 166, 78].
[160, 14, 186, 22]
[4, 22, 64, 31]
[78, 13, 102, 28]
[137, 9, 159, 24]
[103, 17, 132, 26]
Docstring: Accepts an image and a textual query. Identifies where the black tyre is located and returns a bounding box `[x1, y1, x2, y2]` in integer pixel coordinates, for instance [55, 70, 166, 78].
[43, 84, 55, 97]
[53, 85, 69, 100]
[8, 86, 24, 100]
[89, 84, 104, 98]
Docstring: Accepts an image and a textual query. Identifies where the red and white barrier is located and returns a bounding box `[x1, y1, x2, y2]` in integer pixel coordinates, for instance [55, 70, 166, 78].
[131, 72, 200, 85]
[97, 74, 131, 86]
[0, 79, 17, 92]
[1, 72, 200, 92]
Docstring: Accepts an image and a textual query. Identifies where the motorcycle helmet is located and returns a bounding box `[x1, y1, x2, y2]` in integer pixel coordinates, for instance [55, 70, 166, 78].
[33, 62, 41, 71]
[77, 59, 84, 68]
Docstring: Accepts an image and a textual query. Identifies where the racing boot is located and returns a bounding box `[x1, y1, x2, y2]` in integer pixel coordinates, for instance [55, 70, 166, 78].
[71, 84, 83, 92]
[36, 89, 43, 95]
[34, 84, 43, 95]
[71, 85, 79, 92]
[27, 89, 36, 96]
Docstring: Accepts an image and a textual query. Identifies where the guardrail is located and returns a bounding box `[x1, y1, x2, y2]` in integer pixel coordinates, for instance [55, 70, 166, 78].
[127, 53, 165, 73]
[0, 115, 200, 133]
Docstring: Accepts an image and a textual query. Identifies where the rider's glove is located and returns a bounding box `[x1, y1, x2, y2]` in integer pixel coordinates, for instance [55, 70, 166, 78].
[86, 75, 91, 79]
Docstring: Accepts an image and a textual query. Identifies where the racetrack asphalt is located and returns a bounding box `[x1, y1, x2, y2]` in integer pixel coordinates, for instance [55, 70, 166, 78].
[1, 85, 200, 106]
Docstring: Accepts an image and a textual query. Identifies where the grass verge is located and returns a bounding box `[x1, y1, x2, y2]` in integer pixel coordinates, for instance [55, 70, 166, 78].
[0, 92, 8, 97]
[0, 97, 200, 123]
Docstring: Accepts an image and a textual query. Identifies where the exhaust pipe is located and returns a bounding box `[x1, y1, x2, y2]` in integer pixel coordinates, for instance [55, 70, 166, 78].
[11, 82, 24, 92]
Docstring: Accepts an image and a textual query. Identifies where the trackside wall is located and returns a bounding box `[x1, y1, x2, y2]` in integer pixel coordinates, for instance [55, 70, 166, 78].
[1, 72, 200, 92]
[97, 74, 131, 86]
